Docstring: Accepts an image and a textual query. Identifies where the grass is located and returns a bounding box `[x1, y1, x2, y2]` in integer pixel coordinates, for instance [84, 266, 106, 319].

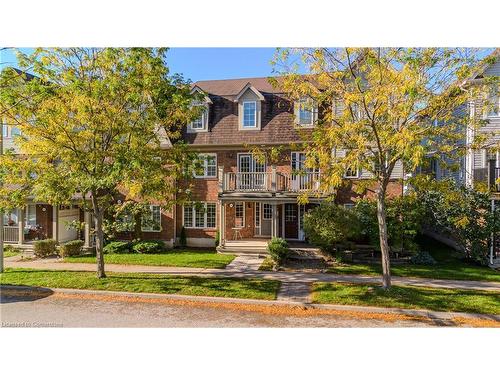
[64, 249, 235, 269]
[4, 249, 21, 257]
[0, 268, 280, 300]
[312, 282, 500, 315]
[258, 256, 275, 271]
[328, 236, 500, 283]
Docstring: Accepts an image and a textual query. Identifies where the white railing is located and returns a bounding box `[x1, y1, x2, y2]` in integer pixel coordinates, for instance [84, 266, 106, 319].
[225, 172, 271, 191]
[3, 226, 19, 242]
[222, 171, 322, 193]
[280, 172, 322, 192]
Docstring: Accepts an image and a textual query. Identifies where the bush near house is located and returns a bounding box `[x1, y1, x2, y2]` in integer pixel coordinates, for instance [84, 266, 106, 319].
[59, 240, 84, 257]
[303, 203, 361, 256]
[132, 240, 166, 254]
[267, 237, 289, 265]
[103, 241, 132, 254]
[33, 239, 58, 258]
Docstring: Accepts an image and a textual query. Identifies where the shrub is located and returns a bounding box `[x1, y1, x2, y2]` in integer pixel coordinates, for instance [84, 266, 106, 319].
[410, 251, 437, 265]
[303, 204, 361, 253]
[59, 240, 84, 257]
[132, 240, 166, 254]
[4, 244, 14, 252]
[179, 226, 187, 247]
[355, 195, 424, 252]
[103, 241, 132, 254]
[267, 237, 289, 265]
[33, 239, 58, 258]
[215, 230, 220, 247]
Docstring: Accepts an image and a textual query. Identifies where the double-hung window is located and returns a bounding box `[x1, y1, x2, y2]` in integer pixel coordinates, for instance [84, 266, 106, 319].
[242, 101, 257, 128]
[296, 97, 316, 126]
[234, 202, 244, 227]
[190, 106, 208, 131]
[486, 86, 500, 118]
[194, 153, 217, 178]
[141, 205, 161, 232]
[183, 202, 216, 229]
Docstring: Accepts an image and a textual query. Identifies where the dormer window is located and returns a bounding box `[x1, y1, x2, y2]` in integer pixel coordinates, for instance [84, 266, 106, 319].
[189, 105, 208, 132]
[295, 97, 317, 127]
[243, 101, 257, 128]
[235, 82, 265, 131]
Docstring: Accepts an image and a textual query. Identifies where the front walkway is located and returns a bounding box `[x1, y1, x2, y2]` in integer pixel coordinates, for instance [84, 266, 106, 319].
[4, 256, 500, 292]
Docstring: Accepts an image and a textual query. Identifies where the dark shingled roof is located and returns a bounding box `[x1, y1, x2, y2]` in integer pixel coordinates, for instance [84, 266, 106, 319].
[193, 76, 283, 97]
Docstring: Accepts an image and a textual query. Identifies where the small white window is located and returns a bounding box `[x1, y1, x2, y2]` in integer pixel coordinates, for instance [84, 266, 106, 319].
[183, 202, 216, 229]
[141, 205, 161, 232]
[189, 106, 208, 132]
[298, 98, 313, 125]
[343, 203, 355, 209]
[194, 153, 217, 178]
[344, 166, 359, 178]
[235, 202, 244, 227]
[2, 124, 9, 138]
[11, 126, 21, 137]
[263, 203, 272, 220]
[242, 101, 257, 128]
[486, 86, 500, 118]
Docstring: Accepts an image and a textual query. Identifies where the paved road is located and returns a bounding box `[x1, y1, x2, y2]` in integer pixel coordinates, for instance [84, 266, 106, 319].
[1, 288, 443, 328]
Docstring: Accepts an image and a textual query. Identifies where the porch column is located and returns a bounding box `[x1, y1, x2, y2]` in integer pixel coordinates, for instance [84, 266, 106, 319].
[491, 199, 495, 265]
[220, 202, 225, 247]
[52, 205, 59, 242]
[18, 206, 24, 245]
[84, 210, 92, 248]
[282, 203, 285, 238]
[271, 165, 277, 192]
[218, 166, 224, 193]
[271, 203, 277, 238]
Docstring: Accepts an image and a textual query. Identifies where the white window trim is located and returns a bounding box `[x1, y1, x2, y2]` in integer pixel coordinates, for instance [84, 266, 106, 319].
[241, 100, 258, 129]
[234, 202, 245, 228]
[141, 205, 162, 232]
[295, 97, 317, 127]
[262, 203, 272, 220]
[188, 105, 209, 133]
[343, 203, 355, 209]
[194, 153, 217, 179]
[183, 202, 217, 229]
[344, 167, 360, 179]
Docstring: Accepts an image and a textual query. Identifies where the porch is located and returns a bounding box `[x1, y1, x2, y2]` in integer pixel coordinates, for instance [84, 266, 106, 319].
[218, 200, 318, 252]
[2, 203, 95, 249]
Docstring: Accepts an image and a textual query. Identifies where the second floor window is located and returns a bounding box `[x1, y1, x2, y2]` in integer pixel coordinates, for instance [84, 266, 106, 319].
[194, 153, 217, 178]
[298, 98, 313, 125]
[243, 101, 257, 128]
[189, 105, 208, 132]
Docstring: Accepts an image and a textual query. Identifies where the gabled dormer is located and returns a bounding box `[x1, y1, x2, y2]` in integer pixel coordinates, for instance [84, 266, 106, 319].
[294, 96, 318, 127]
[188, 86, 212, 133]
[234, 82, 265, 131]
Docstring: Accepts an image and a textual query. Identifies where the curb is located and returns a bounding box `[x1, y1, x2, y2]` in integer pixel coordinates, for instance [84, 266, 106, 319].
[2, 284, 499, 323]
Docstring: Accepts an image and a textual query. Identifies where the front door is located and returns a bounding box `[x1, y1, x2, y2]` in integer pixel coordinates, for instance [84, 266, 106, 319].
[260, 203, 272, 237]
[284, 203, 299, 239]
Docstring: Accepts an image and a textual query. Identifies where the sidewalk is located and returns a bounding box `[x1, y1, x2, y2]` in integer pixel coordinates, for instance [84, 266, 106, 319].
[5, 256, 500, 292]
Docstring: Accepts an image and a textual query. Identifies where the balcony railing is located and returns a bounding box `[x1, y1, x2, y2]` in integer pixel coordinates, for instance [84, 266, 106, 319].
[219, 167, 323, 193]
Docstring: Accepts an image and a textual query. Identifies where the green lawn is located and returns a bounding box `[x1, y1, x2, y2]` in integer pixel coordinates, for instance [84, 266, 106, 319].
[4, 250, 21, 258]
[0, 268, 280, 300]
[64, 249, 235, 269]
[328, 237, 500, 283]
[312, 282, 500, 315]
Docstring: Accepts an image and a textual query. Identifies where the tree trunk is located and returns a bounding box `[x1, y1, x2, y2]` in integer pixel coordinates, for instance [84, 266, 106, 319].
[376, 181, 391, 289]
[91, 194, 106, 278]
[134, 212, 142, 241]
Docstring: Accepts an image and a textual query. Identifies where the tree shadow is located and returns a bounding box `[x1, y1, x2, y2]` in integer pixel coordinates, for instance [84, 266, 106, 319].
[1, 285, 54, 304]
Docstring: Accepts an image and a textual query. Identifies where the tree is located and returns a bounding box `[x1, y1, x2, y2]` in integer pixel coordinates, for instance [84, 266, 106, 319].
[272, 48, 491, 288]
[0, 48, 200, 278]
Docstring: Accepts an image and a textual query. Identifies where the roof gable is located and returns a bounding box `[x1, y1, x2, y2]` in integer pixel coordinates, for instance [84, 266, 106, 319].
[233, 82, 265, 102]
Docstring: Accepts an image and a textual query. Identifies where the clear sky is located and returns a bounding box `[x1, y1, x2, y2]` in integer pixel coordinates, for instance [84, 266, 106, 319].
[0, 47, 278, 82]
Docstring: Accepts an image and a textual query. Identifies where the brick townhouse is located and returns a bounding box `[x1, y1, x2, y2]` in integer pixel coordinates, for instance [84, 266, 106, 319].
[2, 74, 405, 252]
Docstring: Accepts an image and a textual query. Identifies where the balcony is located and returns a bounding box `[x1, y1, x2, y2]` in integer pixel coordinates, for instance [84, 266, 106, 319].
[473, 165, 500, 193]
[218, 167, 324, 195]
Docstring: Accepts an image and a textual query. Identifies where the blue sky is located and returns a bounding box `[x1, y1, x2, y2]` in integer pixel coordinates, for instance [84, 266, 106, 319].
[0, 48, 279, 82]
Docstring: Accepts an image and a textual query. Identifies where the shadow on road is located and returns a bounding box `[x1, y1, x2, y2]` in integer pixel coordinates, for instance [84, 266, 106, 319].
[1, 285, 55, 304]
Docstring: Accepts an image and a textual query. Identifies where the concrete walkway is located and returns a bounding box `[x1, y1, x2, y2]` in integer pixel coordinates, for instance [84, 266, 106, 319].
[225, 255, 264, 272]
[4, 257, 500, 292]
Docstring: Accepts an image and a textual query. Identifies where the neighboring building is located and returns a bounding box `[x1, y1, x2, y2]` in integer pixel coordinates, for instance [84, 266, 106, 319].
[432, 49, 500, 265]
[1, 74, 405, 252]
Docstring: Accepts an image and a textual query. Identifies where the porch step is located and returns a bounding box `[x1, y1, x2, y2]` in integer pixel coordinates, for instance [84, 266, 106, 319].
[218, 240, 269, 255]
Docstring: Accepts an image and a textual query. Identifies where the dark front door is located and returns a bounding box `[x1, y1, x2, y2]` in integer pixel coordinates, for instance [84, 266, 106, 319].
[284, 203, 298, 239]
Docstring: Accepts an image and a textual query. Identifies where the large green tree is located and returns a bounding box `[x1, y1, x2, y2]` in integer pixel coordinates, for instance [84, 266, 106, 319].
[272, 48, 493, 288]
[0, 48, 200, 277]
